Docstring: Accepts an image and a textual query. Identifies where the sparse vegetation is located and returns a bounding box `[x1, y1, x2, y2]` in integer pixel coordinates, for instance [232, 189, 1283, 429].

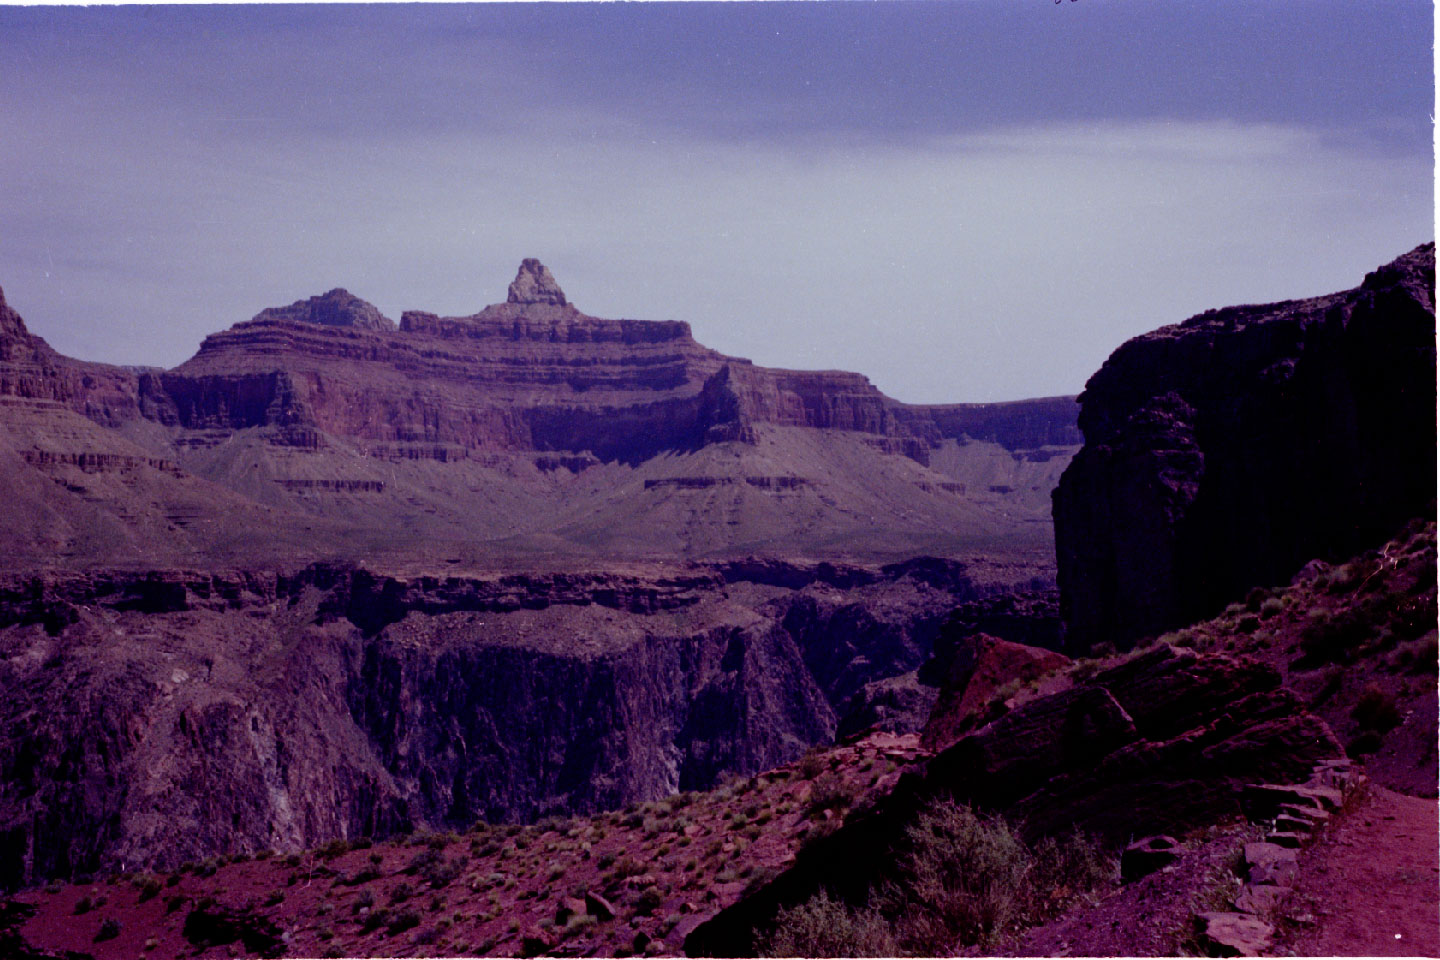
[762, 799, 1113, 956]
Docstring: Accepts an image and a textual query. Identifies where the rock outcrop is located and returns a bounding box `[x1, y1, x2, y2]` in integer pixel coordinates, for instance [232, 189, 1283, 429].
[507, 258, 569, 306]
[918, 633, 1070, 751]
[685, 644, 1343, 956]
[1055, 243, 1437, 650]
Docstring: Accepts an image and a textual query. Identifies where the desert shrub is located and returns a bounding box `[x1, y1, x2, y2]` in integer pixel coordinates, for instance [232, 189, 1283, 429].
[798, 819, 840, 852]
[404, 847, 439, 876]
[165, 894, 187, 914]
[1300, 606, 1373, 664]
[389, 881, 414, 904]
[613, 856, 646, 880]
[1245, 587, 1271, 612]
[875, 799, 1114, 952]
[318, 839, 351, 860]
[351, 891, 374, 915]
[758, 891, 897, 958]
[635, 887, 663, 916]
[338, 866, 380, 886]
[1351, 684, 1402, 733]
[1029, 831, 1116, 910]
[136, 876, 163, 903]
[423, 856, 466, 889]
[1260, 597, 1285, 620]
[1237, 615, 1261, 634]
[797, 749, 826, 780]
[74, 895, 95, 915]
[414, 924, 441, 946]
[95, 918, 121, 942]
[806, 774, 856, 818]
[263, 890, 284, 907]
[359, 908, 391, 933]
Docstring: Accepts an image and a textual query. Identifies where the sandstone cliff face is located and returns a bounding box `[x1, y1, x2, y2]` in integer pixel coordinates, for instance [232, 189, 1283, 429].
[1054, 244, 1437, 651]
[0, 286, 141, 428]
[0, 559, 991, 890]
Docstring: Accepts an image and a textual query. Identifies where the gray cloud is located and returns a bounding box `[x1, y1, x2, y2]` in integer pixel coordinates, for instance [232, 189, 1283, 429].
[0, 3, 1431, 402]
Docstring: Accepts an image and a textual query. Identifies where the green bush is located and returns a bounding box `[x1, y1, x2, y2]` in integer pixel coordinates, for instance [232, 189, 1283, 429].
[635, 887, 663, 916]
[797, 749, 826, 781]
[95, 918, 121, 942]
[758, 891, 896, 957]
[769, 799, 1114, 955]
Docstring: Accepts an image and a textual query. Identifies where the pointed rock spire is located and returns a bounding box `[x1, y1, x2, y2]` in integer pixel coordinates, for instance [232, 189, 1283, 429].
[507, 259, 568, 307]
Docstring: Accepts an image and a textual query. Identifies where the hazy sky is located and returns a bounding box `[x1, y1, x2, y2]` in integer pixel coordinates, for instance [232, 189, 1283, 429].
[1, 2, 1432, 403]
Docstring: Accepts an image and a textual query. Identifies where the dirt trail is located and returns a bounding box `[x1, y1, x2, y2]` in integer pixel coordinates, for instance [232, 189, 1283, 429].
[1283, 784, 1439, 957]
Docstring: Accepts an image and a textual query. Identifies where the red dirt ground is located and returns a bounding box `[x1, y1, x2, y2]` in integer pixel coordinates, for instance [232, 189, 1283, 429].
[1279, 784, 1439, 957]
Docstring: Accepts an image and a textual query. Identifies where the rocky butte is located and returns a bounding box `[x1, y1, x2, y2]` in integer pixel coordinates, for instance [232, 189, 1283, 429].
[0, 260, 1080, 569]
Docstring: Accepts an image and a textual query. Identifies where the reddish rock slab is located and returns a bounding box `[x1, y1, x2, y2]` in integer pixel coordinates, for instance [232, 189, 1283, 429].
[919, 633, 1070, 751]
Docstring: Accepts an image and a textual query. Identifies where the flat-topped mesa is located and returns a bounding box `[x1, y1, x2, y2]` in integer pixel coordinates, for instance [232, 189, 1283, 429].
[507, 258, 568, 306]
[252, 288, 396, 331]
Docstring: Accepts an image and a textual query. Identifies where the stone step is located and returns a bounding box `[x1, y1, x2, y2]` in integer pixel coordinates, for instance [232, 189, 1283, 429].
[1273, 814, 1316, 833]
[1241, 782, 1342, 821]
[1265, 831, 1306, 849]
[1277, 803, 1330, 825]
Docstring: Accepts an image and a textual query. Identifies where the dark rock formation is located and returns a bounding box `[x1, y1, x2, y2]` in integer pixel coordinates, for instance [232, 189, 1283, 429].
[1055, 243, 1437, 651]
[834, 671, 936, 740]
[252, 288, 396, 331]
[0, 558, 988, 890]
[685, 644, 1342, 956]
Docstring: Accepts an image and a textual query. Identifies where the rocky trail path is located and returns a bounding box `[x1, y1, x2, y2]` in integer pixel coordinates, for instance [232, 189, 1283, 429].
[1279, 784, 1438, 957]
